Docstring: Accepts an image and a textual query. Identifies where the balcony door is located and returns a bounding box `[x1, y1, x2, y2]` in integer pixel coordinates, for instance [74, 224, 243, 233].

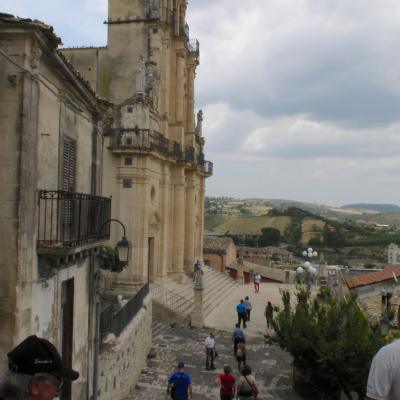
[61, 279, 74, 400]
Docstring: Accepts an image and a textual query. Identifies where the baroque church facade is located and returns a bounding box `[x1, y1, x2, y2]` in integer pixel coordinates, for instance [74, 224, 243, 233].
[63, 0, 212, 284]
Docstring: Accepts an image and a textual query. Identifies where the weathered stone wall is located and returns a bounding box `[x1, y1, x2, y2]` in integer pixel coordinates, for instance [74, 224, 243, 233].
[98, 295, 152, 400]
[0, 24, 103, 395]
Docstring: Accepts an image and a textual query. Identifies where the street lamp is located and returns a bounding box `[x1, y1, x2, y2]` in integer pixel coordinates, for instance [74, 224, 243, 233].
[297, 248, 318, 292]
[101, 219, 133, 266]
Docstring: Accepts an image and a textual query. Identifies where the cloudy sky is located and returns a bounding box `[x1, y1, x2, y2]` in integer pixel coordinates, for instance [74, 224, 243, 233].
[3, 0, 400, 205]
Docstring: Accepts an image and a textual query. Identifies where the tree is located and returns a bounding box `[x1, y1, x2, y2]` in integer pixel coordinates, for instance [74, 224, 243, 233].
[259, 227, 281, 246]
[267, 290, 384, 399]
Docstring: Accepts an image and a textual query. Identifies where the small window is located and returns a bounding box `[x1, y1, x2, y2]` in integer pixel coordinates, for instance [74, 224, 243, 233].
[127, 107, 133, 113]
[150, 186, 155, 202]
[123, 179, 133, 189]
[125, 157, 133, 166]
[126, 138, 132, 145]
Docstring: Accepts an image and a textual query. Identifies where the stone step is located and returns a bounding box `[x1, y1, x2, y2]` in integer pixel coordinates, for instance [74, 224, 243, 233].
[151, 321, 169, 340]
[152, 266, 240, 321]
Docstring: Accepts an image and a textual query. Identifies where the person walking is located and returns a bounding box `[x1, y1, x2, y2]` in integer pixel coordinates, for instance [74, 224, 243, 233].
[0, 335, 79, 400]
[205, 331, 216, 370]
[236, 365, 259, 400]
[244, 296, 252, 322]
[232, 324, 245, 356]
[236, 300, 247, 328]
[214, 364, 236, 400]
[236, 341, 247, 373]
[167, 361, 193, 400]
[254, 273, 261, 293]
[265, 301, 274, 328]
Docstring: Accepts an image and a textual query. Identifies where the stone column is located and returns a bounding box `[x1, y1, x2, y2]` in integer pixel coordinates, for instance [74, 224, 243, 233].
[196, 179, 206, 260]
[158, 165, 170, 281]
[186, 65, 196, 131]
[171, 169, 185, 282]
[184, 172, 196, 274]
[176, 52, 185, 123]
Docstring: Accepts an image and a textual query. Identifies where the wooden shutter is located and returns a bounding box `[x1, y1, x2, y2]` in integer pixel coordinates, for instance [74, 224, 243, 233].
[63, 138, 76, 192]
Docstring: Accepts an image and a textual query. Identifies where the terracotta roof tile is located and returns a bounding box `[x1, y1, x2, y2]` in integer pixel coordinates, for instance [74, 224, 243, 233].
[345, 266, 400, 289]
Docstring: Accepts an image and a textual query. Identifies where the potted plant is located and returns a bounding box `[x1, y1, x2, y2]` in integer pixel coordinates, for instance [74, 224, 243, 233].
[98, 246, 125, 273]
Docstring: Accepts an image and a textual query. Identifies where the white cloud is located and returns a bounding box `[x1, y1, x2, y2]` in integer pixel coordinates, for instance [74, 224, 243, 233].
[4, 0, 400, 203]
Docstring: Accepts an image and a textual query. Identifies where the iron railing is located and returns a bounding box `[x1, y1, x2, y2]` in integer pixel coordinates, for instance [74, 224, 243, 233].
[170, 140, 184, 161]
[185, 146, 195, 162]
[201, 161, 213, 176]
[187, 39, 199, 54]
[37, 190, 111, 249]
[150, 283, 193, 317]
[100, 282, 150, 337]
[107, 127, 212, 175]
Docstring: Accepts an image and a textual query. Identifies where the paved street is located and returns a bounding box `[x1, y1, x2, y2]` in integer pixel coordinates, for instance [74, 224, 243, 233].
[130, 283, 303, 400]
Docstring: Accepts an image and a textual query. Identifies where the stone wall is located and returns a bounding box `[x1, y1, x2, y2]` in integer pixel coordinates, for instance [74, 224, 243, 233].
[98, 295, 152, 400]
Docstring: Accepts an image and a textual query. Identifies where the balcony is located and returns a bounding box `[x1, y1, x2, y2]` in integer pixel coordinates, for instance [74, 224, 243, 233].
[107, 127, 213, 175]
[37, 190, 111, 253]
[108, 128, 170, 158]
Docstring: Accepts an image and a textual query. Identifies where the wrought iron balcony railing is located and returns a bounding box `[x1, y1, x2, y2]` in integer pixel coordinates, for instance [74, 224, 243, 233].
[37, 190, 111, 249]
[107, 127, 213, 175]
[201, 161, 213, 176]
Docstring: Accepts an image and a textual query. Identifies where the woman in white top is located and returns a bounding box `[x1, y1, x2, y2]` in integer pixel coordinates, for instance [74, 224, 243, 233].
[236, 365, 259, 399]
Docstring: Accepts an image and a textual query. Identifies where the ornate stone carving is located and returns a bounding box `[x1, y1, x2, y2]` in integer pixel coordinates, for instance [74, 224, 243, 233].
[135, 54, 146, 94]
[146, 62, 160, 111]
[30, 42, 42, 71]
[196, 109, 203, 136]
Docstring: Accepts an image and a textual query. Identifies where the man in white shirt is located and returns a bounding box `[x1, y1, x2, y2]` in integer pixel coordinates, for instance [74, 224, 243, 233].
[366, 339, 400, 400]
[254, 273, 261, 293]
[205, 332, 216, 370]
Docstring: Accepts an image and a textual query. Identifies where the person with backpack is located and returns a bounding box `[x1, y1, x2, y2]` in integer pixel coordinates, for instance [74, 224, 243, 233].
[214, 364, 236, 400]
[244, 296, 252, 322]
[236, 364, 259, 400]
[232, 323, 245, 356]
[236, 341, 246, 372]
[167, 361, 193, 400]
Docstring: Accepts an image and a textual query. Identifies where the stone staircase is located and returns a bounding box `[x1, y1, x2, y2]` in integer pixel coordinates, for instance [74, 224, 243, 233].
[151, 265, 240, 321]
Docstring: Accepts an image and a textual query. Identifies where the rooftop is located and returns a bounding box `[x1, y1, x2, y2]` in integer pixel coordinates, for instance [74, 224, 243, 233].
[345, 266, 400, 289]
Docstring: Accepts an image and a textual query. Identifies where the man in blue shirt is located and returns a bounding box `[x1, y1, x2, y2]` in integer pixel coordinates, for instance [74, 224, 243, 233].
[167, 361, 193, 400]
[236, 299, 247, 328]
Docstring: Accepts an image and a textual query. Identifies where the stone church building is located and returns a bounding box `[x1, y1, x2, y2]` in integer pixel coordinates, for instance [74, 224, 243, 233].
[0, 0, 211, 399]
[62, 0, 212, 284]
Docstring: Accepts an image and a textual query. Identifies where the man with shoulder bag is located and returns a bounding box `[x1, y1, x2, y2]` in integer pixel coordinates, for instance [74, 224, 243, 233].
[167, 361, 193, 400]
[236, 364, 259, 400]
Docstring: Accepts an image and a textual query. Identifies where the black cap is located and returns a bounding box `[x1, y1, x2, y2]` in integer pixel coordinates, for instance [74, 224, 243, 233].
[7, 335, 79, 381]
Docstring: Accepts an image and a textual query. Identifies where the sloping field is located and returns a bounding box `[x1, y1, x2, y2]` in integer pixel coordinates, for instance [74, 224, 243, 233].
[301, 218, 325, 245]
[212, 215, 291, 234]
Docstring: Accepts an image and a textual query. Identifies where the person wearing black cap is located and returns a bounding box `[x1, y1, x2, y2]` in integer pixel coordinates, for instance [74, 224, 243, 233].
[167, 361, 192, 400]
[0, 335, 79, 400]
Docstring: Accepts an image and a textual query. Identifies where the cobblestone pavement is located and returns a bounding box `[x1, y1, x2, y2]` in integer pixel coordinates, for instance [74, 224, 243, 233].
[129, 324, 303, 400]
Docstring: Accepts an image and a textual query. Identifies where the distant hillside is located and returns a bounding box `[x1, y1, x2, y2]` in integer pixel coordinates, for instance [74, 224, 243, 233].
[342, 203, 400, 213]
[205, 197, 400, 228]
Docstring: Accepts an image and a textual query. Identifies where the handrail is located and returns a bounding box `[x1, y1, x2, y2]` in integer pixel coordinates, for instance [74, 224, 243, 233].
[150, 283, 193, 316]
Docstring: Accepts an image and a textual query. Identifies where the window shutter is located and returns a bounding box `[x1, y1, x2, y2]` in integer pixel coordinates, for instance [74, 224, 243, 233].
[63, 138, 76, 192]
